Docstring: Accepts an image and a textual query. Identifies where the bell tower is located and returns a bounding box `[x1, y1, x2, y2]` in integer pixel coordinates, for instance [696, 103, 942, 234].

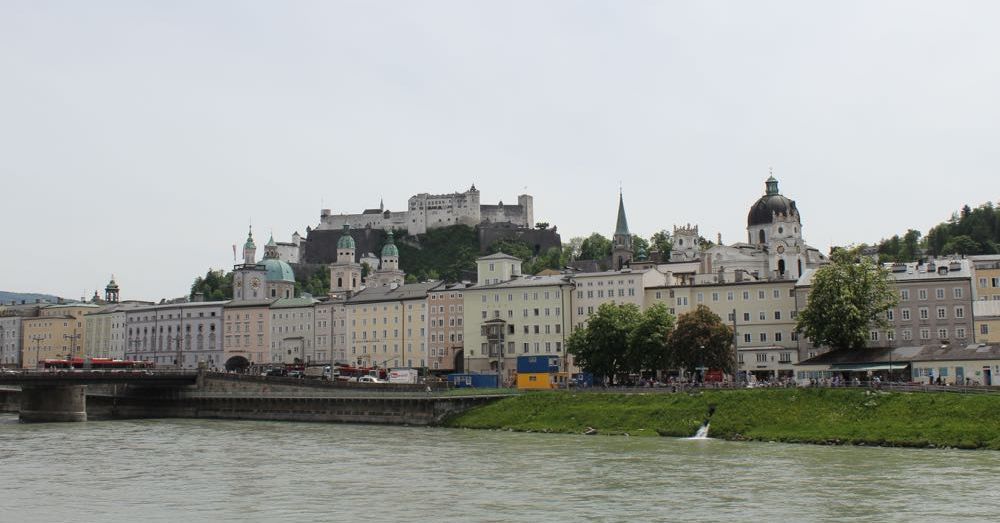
[611, 191, 633, 270]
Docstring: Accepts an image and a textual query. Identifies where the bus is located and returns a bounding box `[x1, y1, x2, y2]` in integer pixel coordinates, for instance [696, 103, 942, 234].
[332, 364, 387, 381]
[40, 358, 155, 371]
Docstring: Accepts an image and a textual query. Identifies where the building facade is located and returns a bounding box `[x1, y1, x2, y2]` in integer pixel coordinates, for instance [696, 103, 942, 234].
[974, 301, 1000, 344]
[463, 255, 573, 379]
[427, 283, 470, 372]
[343, 282, 438, 368]
[20, 303, 100, 368]
[316, 185, 534, 235]
[126, 302, 226, 369]
[83, 301, 151, 360]
[269, 297, 318, 365]
[223, 300, 272, 371]
[972, 255, 1000, 301]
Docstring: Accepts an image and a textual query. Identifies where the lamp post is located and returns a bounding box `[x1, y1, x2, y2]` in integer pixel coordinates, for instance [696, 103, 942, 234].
[31, 334, 45, 370]
[64, 330, 81, 363]
[699, 345, 705, 384]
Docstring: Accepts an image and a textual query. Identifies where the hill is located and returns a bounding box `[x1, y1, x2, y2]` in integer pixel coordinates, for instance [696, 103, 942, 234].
[0, 291, 63, 306]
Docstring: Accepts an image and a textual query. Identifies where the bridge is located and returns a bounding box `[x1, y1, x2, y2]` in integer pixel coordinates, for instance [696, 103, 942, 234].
[0, 371, 510, 424]
[0, 371, 199, 422]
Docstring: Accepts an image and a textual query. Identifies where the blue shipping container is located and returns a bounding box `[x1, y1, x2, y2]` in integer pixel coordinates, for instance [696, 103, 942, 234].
[516, 355, 560, 373]
[447, 373, 500, 388]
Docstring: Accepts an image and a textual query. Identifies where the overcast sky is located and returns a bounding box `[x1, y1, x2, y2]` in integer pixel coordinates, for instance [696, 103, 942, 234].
[2, 1, 998, 301]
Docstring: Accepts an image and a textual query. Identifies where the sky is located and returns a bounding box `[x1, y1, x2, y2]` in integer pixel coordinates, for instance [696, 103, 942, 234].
[1, 1, 998, 301]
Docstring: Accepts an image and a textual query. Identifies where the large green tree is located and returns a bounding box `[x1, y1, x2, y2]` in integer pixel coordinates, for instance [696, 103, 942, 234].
[579, 233, 613, 261]
[649, 229, 673, 259]
[566, 303, 641, 383]
[625, 303, 675, 374]
[796, 247, 898, 350]
[668, 305, 735, 378]
[190, 270, 233, 301]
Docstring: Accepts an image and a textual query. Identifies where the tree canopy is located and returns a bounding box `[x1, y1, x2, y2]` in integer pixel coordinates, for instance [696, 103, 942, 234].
[876, 201, 1000, 260]
[796, 247, 898, 350]
[567, 303, 675, 383]
[668, 305, 735, 376]
[190, 270, 233, 301]
[579, 233, 613, 261]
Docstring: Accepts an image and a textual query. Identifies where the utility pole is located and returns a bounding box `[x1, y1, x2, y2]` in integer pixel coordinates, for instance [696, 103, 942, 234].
[31, 334, 45, 369]
[64, 329, 81, 363]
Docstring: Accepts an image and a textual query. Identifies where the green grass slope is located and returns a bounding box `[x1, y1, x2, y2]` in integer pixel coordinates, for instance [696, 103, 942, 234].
[444, 389, 1000, 449]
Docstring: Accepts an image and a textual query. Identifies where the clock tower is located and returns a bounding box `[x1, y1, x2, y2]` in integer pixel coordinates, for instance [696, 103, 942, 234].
[233, 225, 268, 301]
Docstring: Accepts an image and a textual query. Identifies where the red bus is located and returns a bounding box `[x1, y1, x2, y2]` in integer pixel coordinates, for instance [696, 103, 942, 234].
[40, 358, 155, 370]
[332, 364, 387, 381]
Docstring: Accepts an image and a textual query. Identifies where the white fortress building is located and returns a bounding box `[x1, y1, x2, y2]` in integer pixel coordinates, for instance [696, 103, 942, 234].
[316, 185, 534, 235]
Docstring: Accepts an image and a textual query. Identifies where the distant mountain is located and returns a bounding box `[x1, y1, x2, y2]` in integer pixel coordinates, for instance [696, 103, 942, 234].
[0, 291, 64, 306]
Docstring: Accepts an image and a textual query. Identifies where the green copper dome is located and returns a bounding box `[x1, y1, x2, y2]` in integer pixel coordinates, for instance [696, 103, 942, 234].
[263, 258, 295, 283]
[381, 230, 399, 258]
[337, 224, 356, 250]
[244, 226, 256, 249]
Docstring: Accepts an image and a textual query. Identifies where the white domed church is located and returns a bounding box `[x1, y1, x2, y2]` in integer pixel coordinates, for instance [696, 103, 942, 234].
[670, 176, 827, 281]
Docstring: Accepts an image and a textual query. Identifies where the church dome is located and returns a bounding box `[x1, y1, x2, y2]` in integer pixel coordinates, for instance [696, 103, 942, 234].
[337, 224, 356, 250]
[263, 258, 295, 283]
[381, 230, 399, 258]
[747, 176, 799, 227]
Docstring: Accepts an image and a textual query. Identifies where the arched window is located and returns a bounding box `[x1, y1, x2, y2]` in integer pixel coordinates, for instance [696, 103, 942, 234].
[337, 277, 343, 288]
[798, 258, 803, 277]
[778, 259, 786, 275]
[758, 230, 766, 244]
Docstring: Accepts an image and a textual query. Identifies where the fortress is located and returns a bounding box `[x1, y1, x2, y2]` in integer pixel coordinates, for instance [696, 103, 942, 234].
[316, 185, 534, 235]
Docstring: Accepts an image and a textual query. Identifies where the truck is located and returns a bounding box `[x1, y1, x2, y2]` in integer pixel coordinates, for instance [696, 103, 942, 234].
[304, 365, 331, 380]
[388, 368, 420, 384]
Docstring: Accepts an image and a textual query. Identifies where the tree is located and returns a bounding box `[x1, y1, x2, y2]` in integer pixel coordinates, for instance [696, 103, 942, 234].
[566, 303, 641, 384]
[795, 247, 898, 350]
[564, 237, 584, 260]
[295, 267, 330, 297]
[668, 305, 735, 378]
[579, 233, 612, 261]
[625, 303, 675, 374]
[631, 235, 650, 256]
[487, 238, 533, 261]
[649, 230, 673, 258]
[941, 235, 979, 256]
[190, 270, 233, 301]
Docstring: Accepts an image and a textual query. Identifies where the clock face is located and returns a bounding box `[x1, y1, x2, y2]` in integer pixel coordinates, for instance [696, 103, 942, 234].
[251, 277, 261, 289]
[776, 245, 785, 254]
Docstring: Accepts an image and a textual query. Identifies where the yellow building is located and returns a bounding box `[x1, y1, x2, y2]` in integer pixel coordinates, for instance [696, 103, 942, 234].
[972, 256, 1000, 301]
[646, 279, 800, 379]
[974, 301, 1000, 344]
[223, 300, 272, 369]
[516, 372, 569, 390]
[345, 281, 439, 368]
[463, 253, 573, 380]
[21, 303, 100, 368]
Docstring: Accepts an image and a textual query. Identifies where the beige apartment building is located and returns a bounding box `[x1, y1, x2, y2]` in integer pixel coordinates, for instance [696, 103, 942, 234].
[570, 268, 667, 331]
[645, 279, 800, 379]
[971, 255, 1000, 301]
[223, 300, 272, 370]
[463, 254, 573, 379]
[84, 302, 152, 360]
[344, 282, 438, 368]
[269, 297, 318, 365]
[427, 283, 470, 372]
[975, 301, 1000, 344]
[21, 303, 101, 368]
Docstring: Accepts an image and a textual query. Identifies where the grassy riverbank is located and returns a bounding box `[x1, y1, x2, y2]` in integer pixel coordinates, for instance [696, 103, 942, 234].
[444, 388, 1000, 450]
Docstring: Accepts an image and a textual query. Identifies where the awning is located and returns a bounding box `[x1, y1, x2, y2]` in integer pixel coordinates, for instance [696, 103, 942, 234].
[829, 363, 910, 372]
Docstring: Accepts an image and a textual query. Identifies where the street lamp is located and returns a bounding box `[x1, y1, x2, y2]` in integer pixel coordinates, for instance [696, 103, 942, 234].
[64, 330, 81, 363]
[31, 334, 45, 370]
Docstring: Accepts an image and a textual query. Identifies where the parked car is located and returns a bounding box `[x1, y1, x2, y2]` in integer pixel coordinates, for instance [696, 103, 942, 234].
[357, 376, 385, 383]
[288, 370, 304, 379]
[264, 368, 288, 377]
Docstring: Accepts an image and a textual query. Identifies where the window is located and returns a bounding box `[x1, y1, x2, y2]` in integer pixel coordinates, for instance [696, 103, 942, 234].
[791, 332, 799, 341]
[773, 289, 781, 299]
[920, 328, 931, 340]
[760, 333, 767, 342]
[901, 289, 909, 300]
[956, 327, 967, 339]
[919, 308, 929, 320]
[902, 329, 912, 341]
[982, 324, 990, 335]
[918, 289, 928, 300]
[870, 331, 879, 342]
[743, 312, 750, 322]
[886, 310, 894, 321]
[938, 328, 948, 339]
[758, 290, 765, 300]
[727, 292, 734, 301]
[955, 307, 964, 319]
[759, 311, 766, 321]
[743, 333, 751, 343]
[937, 307, 947, 320]
[743, 291, 750, 300]
[775, 332, 783, 342]
[901, 309, 911, 321]
[712, 292, 719, 302]
[936, 288, 945, 300]
[954, 287, 963, 299]
[756, 354, 767, 363]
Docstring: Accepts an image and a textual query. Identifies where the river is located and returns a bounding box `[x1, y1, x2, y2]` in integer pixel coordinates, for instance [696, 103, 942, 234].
[2, 414, 999, 522]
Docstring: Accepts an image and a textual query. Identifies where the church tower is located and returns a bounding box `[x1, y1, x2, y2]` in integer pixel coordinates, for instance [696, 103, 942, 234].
[233, 226, 267, 301]
[329, 224, 362, 297]
[372, 229, 405, 287]
[611, 192, 633, 270]
[104, 276, 120, 304]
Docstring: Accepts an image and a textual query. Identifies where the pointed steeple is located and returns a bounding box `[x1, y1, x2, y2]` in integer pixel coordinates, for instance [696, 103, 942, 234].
[614, 191, 630, 236]
[243, 225, 257, 265]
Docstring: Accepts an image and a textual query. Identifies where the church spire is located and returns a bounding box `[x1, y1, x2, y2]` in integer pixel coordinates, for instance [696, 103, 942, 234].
[614, 191, 630, 236]
[243, 225, 257, 265]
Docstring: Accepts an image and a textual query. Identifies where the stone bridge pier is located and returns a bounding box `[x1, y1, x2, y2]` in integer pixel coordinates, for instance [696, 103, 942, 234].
[19, 385, 87, 423]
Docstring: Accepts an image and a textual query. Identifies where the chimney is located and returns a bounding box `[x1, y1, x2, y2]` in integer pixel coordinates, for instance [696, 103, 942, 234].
[193, 292, 205, 302]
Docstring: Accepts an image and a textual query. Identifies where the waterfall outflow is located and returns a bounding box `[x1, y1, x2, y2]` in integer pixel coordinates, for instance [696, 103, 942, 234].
[690, 423, 710, 439]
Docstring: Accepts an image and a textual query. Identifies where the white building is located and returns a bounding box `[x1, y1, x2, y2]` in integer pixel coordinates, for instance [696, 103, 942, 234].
[126, 301, 227, 369]
[316, 185, 534, 235]
[270, 297, 318, 364]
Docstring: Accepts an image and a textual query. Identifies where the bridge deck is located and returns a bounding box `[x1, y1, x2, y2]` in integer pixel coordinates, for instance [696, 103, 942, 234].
[0, 371, 199, 387]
